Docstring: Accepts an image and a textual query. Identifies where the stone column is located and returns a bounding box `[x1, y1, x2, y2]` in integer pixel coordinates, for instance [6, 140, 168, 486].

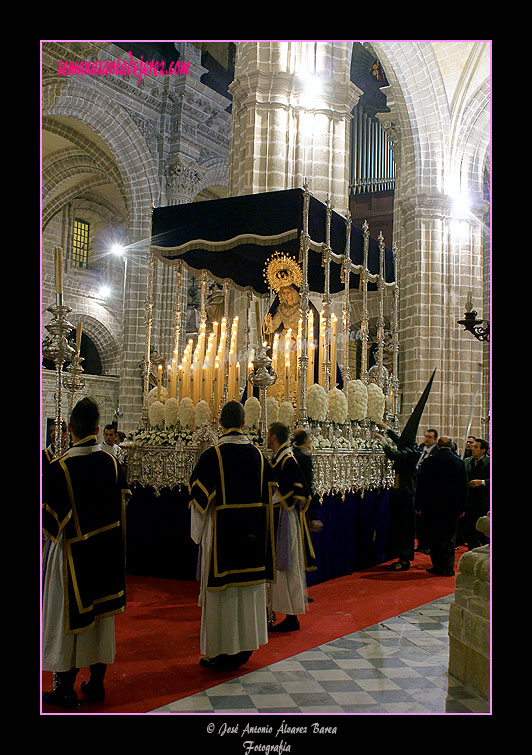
[228, 41, 362, 214]
[393, 191, 486, 445]
[118, 229, 152, 435]
[448, 514, 490, 700]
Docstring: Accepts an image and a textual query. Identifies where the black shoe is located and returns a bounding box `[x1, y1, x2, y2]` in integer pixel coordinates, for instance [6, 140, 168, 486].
[80, 680, 105, 702]
[199, 657, 222, 670]
[385, 560, 410, 572]
[199, 655, 240, 671]
[42, 689, 78, 708]
[270, 616, 300, 632]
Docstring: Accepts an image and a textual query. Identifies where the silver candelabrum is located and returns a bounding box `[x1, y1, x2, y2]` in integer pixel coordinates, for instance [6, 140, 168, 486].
[62, 352, 86, 416]
[42, 300, 75, 458]
[247, 344, 278, 453]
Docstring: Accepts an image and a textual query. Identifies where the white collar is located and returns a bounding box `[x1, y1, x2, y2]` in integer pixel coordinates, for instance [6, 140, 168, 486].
[217, 432, 251, 446]
[64, 437, 103, 458]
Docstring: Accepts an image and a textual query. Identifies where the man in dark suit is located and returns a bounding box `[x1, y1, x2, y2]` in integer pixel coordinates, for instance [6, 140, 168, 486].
[415, 436, 468, 576]
[415, 428, 438, 553]
[463, 435, 476, 459]
[464, 438, 490, 550]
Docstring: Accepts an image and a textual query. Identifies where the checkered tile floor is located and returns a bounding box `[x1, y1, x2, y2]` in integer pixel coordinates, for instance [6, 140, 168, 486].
[150, 595, 490, 714]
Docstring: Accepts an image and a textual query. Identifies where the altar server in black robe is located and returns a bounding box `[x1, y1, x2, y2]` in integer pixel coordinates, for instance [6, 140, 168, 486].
[189, 400, 277, 670]
[415, 436, 468, 576]
[374, 370, 436, 572]
[42, 419, 68, 467]
[42, 397, 129, 708]
[42, 419, 68, 562]
[268, 422, 316, 632]
[292, 428, 323, 534]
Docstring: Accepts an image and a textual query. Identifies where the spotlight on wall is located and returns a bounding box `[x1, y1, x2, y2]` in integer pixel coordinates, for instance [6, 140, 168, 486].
[98, 284, 112, 299]
[457, 291, 489, 342]
[111, 243, 125, 257]
[451, 192, 470, 218]
[299, 73, 324, 106]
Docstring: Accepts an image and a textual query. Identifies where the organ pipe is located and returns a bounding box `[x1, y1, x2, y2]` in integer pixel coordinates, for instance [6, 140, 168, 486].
[350, 105, 396, 195]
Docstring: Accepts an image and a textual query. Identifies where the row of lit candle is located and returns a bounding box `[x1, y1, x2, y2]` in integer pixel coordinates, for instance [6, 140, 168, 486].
[158, 316, 243, 412]
[268, 308, 339, 403]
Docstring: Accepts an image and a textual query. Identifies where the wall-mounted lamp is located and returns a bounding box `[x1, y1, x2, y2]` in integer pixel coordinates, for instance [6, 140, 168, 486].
[457, 291, 489, 342]
[98, 284, 112, 299]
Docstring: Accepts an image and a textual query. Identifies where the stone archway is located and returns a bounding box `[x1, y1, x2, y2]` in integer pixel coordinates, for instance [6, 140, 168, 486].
[42, 79, 159, 239]
[73, 313, 120, 375]
[42, 80, 161, 432]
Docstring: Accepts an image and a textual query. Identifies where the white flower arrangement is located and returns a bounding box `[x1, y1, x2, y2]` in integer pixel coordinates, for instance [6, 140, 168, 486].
[328, 387, 348, 425]
[144, 428, 175, 446]
[127, 424, 196, 447]
[306, 383, 328, 422]
[148, 400, 165, 427]
[266, 396, 279, 424]
[195, 399, 212, 427]
[366, 383, 386, 422]
[278, 401, 295, 428]
[164, 397, 179, 427]
[311, 433, 331, 450]
[347, 379, 368, 421]
[147, 386, 168, 406]
[244, 396, 261, 428]
[178, 397, 195, 428]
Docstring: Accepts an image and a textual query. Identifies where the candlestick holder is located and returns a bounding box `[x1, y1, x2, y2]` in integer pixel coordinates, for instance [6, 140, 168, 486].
[247, 344, 278, 454]
[63, 351, 85, 415]
[42, 302, 75, 458]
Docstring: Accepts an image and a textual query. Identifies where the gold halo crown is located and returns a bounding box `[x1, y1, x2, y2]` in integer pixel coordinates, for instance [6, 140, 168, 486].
[263, 251, 303, 293]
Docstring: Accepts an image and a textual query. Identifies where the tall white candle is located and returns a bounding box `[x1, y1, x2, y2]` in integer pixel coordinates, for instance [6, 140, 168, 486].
[307, 310, 314, 386]
[330, 313, 338, 389]
[157, 364, 163, 401]
[285, 351, 290, 402]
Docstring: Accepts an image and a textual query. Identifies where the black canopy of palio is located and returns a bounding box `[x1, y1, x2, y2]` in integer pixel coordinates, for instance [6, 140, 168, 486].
[151, 188, 395, 295]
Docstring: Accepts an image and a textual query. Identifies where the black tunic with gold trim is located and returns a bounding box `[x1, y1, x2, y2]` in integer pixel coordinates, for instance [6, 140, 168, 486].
[42, 437, 129, 634]
[189, 430, 276, 591]
[270, 443, 317, 572]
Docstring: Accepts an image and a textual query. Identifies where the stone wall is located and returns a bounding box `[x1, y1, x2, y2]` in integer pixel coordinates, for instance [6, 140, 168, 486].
[42, 370, 119, 443]
[448, 514, 490, 700]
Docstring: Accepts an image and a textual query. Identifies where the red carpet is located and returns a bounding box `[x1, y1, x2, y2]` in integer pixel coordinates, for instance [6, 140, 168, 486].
[42, 548, 466, 714]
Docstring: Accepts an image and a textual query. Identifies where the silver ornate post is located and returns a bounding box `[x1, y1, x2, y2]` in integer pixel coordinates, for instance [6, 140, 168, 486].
[297, 182, 312, 425]
[322, 197, 332, 397]
[342, 210, 352, 389]
[142, 250, 157, 427]
[390, 243, 400, 427]
[173, 261, 183, 356]
[361, 220, 370, 383]
[377, 231, 386, 390]
[222, 280, 231, 409]
[199, 269, 208, 330]
[62, 351, 85, 416]
[43, 301, 75, 458]
[171, 261, 184, 401]
[247, 344, 278, 454]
